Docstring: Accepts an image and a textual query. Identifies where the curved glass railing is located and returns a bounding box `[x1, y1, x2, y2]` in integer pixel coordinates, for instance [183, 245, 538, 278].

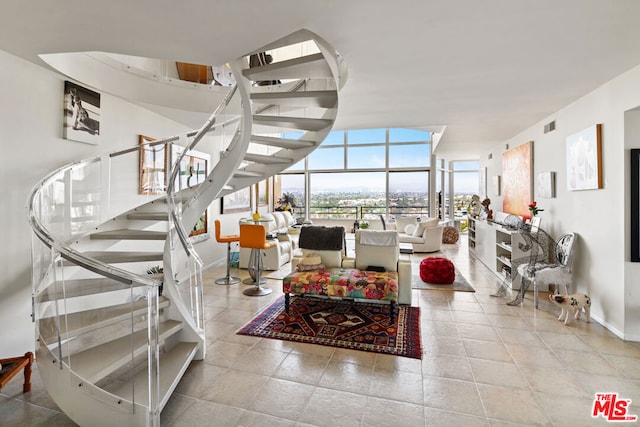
[27, 28, 345, 426]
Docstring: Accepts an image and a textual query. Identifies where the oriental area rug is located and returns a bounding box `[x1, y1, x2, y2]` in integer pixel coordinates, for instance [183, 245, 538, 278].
[237, 296, 422, 359]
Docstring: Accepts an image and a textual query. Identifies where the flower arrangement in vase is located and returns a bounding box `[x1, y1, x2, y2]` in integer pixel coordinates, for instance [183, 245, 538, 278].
[528, 201, 544, 217]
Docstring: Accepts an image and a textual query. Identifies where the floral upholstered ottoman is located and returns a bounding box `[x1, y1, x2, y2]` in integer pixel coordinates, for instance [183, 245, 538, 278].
[283, 268, 399, 322]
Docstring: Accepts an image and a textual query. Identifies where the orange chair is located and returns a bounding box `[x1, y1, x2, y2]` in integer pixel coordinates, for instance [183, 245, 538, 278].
[240, 223, 277, 296]
[214, 220, 241, 285]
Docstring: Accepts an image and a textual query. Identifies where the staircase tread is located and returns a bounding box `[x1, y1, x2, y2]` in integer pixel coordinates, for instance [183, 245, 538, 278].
[90, 229, 167, 240]
[38, 277, 150, 302]
[243, 153, 293, 164]
[65, 251, 164, 264]
[104, 341, 198, 410]
[40, 297, 170, 339]
[126, 212, 169, 221]
[250, 135, 315, 149]
[70, 320, 183, 383]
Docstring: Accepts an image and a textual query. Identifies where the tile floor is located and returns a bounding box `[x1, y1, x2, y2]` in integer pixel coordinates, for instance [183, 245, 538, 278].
[2, 238, 640, 426]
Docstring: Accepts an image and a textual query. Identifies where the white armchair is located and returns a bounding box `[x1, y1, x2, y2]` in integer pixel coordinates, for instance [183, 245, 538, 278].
[239, 211, 297, 270]
[351, 230, 412, 305]
[392, 216, 443, 253]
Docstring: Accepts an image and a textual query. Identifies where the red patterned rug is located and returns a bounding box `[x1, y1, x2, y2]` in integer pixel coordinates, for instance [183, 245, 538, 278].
[237, 296, 422, 359]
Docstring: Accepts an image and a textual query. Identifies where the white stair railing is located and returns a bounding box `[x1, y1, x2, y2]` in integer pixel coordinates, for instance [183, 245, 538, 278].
[27, 28, 346, 426]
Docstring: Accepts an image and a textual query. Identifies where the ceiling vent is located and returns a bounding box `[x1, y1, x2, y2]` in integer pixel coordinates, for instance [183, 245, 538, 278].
[544, 120, 556, 134]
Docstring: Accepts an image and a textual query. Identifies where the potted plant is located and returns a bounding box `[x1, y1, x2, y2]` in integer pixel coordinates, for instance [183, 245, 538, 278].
[275, 192, 297, 214]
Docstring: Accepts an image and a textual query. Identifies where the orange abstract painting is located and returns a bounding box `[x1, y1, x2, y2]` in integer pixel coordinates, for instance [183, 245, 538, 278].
[502, 142, 533, 219]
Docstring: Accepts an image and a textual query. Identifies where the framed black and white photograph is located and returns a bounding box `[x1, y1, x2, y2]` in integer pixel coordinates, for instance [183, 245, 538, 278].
[63, 81, 101, 144]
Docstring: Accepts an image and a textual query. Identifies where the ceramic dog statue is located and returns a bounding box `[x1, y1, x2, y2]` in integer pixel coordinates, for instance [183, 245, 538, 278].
[548, 291, 591, 325]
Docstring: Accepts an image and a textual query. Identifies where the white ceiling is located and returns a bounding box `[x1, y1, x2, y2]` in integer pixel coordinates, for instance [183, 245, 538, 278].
[2, 0, 640, 159]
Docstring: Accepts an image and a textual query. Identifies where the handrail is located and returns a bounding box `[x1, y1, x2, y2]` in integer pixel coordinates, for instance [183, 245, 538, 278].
[166, 85, 238, 258]
[26, 156, 160, 290]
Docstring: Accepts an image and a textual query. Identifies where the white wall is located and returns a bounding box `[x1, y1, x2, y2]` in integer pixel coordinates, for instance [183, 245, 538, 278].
[481, 63, 640, 340]
[0, 50, 232, 357]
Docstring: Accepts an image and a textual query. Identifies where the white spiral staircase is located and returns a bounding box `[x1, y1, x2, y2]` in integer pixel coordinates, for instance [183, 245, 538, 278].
[27, 29, 346, 426]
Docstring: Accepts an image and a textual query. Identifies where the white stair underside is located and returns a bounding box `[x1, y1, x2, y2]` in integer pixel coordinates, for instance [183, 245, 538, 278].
[250, 90, 337, 109]
[242, 53, 331, 81]
[252, 115, 332, 131]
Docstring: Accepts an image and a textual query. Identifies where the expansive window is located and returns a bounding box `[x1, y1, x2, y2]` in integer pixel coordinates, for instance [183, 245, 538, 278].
[452, 161, 480, 218]
[276, 128, 433, 220]
[310, 172, 385, 219]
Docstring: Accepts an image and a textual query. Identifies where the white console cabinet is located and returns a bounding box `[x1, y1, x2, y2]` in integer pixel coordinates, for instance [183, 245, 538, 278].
[468, 217, 548, 291]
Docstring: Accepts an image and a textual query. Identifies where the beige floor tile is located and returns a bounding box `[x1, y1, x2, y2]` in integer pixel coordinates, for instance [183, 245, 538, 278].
[203, 340, 252, 368]
[554, 348, 622, 376]
[421, 353, 475, 382]
[457, 323, 502, 342]
[166, 399, 244, 427]
[469, 358, 529, 389]
[318, 360, 374, 394]
[273, 352, 331, 385]
[236, 410, 297, 427]
[331, 347, 377, 366]
[477, 384, 549, 425]
[423, 377, 485, 417]
[520, 364, 591, 399]
[173, 362, 228, 399]
[453, 311, 493, 325]
[423, 406, 490, 427]
[361, 396, 425, 427]
[161, 393, 197, 426]
[375, 353, 423, 374]
[506, 343, 561, 368]
[537, 331, 593, 352]
[299, 387, 367, 427]
[602, 353, 640, 379]
[248, 378, 316, 420]
[422, 319, 459, 337]
[231, 345, 289, 376]
[495, 328, 546, 348]
[424, 334, 467, 357]
[199, 369, 269, 409]
[462, 338, 513, 363]
[369, 367, 424, 404]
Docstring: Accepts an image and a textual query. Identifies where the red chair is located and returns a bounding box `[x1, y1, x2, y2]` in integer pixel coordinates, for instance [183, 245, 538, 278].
[214, 220, 241, 285]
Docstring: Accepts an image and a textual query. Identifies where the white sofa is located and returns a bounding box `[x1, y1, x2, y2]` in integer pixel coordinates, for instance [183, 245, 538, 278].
[391, 216, 443, 253]
[239, 211, 297, 270]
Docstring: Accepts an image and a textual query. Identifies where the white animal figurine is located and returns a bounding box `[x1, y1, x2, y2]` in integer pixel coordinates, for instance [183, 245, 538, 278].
[548, 291, 591, 325]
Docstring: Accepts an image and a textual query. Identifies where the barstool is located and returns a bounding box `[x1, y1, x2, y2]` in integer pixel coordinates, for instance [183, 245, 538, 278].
[214, 220, 241, 285]
[240, 223, 277, 296]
